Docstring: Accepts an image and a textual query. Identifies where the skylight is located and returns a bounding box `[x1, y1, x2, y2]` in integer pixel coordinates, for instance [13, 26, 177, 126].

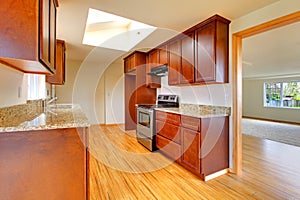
[82, 8, 157, 52]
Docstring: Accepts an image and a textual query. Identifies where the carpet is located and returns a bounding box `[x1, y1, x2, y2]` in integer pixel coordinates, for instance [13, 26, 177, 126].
[242, 118, 300, 147]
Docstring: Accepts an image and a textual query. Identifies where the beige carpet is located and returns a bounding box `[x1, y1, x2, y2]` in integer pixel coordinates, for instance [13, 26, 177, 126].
[242, 118, 300, 147]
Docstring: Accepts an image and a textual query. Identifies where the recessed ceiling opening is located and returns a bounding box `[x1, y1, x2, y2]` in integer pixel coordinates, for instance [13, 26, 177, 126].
[82, 8, 157, 52]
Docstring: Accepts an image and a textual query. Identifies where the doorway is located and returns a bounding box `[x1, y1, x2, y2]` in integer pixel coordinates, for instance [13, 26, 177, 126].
[232, 11, 300, 174]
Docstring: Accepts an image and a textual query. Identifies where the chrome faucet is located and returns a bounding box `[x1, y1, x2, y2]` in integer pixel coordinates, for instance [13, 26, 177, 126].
[47, 97, 58, 105]
[43, 97, 58, 112]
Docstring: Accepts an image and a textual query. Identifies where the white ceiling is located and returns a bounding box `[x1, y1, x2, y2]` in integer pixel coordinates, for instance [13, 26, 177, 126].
[56, 0, 291, 76]
[242, 21, 300, 79]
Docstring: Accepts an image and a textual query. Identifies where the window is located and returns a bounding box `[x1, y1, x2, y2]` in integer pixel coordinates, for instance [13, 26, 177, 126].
[27, 74, 46, 100]
[264, 81, 300, 108]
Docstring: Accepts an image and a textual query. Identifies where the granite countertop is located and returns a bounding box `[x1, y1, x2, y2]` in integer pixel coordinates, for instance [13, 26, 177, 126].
[0, 104, 90, 133]
[155, 104, 231, 118]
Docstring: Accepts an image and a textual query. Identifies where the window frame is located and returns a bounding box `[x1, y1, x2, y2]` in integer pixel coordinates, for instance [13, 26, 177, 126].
[264, 80, 300, 109]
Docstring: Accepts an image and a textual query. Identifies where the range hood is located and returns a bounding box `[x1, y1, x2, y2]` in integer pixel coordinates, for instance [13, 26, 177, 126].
[147, 64, 168, 77]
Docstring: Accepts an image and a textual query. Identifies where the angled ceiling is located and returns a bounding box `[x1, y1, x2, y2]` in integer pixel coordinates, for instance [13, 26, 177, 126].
[56, 0, 278, 63]
[242, 21, 300, 79]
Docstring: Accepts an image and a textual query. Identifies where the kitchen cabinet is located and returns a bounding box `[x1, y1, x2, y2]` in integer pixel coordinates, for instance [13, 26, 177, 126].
[124, 51, 156, 130]
[195, 16, 230, 83]
[181, 116, 200, 173]
[0, 0, 58, 74]
[200, 117, 229, 176]
[146, 51, 161, 88]
[158, 45, 168, 65]
[156, 111, 181, 162]
[181, 33, 195, 84]
[125, 74, 137, 130]
[0, 127, 89, 200]
[46, 40, 66, 85]
[124, 51, 146, 73]
[149, 49, 159, 68]
[155, 110, 229, 180]
[146, 15, 230, 86]
[168, 40, 181, 85]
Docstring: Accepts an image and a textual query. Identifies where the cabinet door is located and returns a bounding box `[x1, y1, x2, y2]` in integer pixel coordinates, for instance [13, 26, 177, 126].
[181, 128, 200, 173]
[168, 40, 181, 85]
[46, 40, 66, 84]
[159, 45, 168, 65]
[181, 33, 195, 84]
[146, 51, 161, 88]
[39, 0, 56, 73]
[149, 49, 159, 68]
[200, 117, 229, 175]
[125, 75, 137, 130]
[124, 57, 130, 73]
[124, 55, 134, 73]
[195, 21, 215, 83]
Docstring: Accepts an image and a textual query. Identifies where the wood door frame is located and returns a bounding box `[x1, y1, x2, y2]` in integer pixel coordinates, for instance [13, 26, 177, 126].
[232, 11, 300, 174]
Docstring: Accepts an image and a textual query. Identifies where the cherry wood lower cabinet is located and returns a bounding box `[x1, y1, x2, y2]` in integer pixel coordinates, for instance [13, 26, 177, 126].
[156, 111, 181, 162]
[155, 110, 229, 180]
[0, 127, 89, 200]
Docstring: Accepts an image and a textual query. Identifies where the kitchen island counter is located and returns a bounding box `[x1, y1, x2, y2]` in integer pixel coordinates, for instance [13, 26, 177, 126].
[0, 103, 89, 200]
[0, 104, 89, 133]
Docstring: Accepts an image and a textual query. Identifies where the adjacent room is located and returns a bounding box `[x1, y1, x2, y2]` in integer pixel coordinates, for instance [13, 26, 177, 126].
[242, 21, 300, 147]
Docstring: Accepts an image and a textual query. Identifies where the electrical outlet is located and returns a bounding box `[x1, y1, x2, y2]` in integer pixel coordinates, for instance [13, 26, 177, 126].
[225, 94, 229, 101]
[18, 86, 22, 98]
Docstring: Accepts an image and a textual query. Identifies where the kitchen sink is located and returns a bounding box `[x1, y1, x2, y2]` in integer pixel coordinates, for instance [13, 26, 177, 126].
[48, 104, 76, 109]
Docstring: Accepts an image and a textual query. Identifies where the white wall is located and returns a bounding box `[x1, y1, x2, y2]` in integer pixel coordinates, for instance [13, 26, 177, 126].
[0, 63, 27, 108]
[104, 63, 124, 124]
[95, 63, 124, 125]
[158, 76, 231, 106]
[56, 59, 125, 125]
[95, 75, 105, 124]
[243, 77, 300, 123]
[56, 60, 81, 103]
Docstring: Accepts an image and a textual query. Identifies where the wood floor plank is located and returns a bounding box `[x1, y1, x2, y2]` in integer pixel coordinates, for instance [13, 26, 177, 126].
[89, 125, 300, 200]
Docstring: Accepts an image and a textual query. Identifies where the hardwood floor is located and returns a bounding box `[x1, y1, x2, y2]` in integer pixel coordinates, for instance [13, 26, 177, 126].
[89, 125, 300, 199]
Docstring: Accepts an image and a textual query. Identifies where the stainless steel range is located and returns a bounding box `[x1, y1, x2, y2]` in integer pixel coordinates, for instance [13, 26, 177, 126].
[136, 94, 179, 151]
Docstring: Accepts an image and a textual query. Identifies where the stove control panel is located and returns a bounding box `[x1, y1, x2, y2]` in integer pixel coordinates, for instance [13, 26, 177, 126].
[157, 95, 179, 103]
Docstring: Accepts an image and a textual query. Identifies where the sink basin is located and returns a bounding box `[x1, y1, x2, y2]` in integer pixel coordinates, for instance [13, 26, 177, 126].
[48, 104, 75, 109]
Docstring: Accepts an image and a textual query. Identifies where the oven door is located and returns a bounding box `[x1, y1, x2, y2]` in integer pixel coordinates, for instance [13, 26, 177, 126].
[136, 108, 153, 139]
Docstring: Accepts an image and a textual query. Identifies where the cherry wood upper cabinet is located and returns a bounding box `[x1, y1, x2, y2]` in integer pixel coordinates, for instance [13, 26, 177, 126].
[168, 40, 181, 85]
[124, 51, 146, 73]
[148, 49, 159, 69]
[181, 33, 195, 84]
[0, 0, 58, 74]
[158, 45, 168, 65]
[146, 51, 161, 88]
[46, 40, 66, 85]
[195, 16, 230, 83]
[146, 14, 230, 86]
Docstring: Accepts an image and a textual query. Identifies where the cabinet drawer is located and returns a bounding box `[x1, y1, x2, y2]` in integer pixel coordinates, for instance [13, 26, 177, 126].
[156, 135, 181, 161]
[181, 115, 201, 131]
[156, 120, 181, 144]
[156, 111, 180, 126]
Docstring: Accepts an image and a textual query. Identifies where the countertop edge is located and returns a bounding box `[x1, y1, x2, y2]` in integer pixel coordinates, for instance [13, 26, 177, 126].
[154, 107, 231, 118]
